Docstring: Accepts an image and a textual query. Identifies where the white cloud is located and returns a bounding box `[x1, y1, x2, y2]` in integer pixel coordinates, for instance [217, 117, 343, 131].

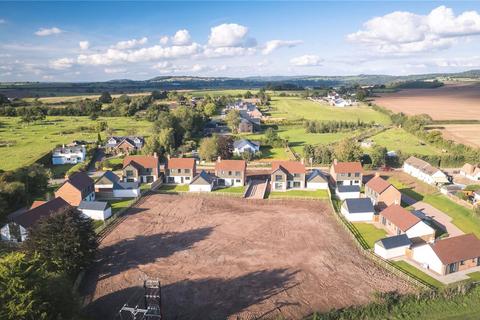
[78, 43, 201, 65]
[434, 56, 480, 67]
[208, 23, 255, 47]
[153, 62, 226, 74]
[262, 40, 303, 55]
[104, 67, 127, 74]
[290, 54, 323, 66]
[50, 57, 74, 70]
[112, 37, 148, 50]
[347, 6, 480, 53]
[79, 41, 90, 50]
[35, 27, 63, 36]
[203, 46, 256, 58]
[159, 36, 169, 45]
[172, 29, 191, 45]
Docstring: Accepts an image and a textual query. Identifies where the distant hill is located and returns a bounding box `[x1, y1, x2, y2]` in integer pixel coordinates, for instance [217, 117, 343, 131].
[1, 70, 479, 98]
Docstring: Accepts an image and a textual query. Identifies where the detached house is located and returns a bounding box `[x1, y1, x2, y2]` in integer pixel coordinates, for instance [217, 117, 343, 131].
[233, 139, 260, 156]
[95, 171, 140, 198]
[52, 144, 86, 165]
[123, 154, 160, 183]
[215, 159, 246, 187]
[410, 233, 480, 275]
[55, 172, 95, 206]
[270, 161, 306, 191]
[365, 174, 401, 209]
[106, 136, 144, 154]
[189, 171, 216, 192]
[379, 205, 435, 242]
[330, 160, 363, 187]
[403, 156, 449, 185]
[1, 197, 72, 242]
[460, 163, 480, 181]
[165, 157, 196, 184]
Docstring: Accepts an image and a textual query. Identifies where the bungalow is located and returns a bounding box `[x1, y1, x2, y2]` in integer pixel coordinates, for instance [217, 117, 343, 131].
[55, 172, 95, 206]
[165, 157, 196, 185]
[403, 156, 449, 185]
[330, 160, 363, 187]
[410, 233, 480, 275]
[233, 139, 260, 156]
[379, 205, 435, 242]
[106, 136, 144, 154]
[238, 118, 254, 133]
[189, 171, 215, 192]
[1, 197, 72, 242]
[52, 144, 86, 165]
[215, 159, 246, 187]
[78, 200, 112, 221]
[365, 174, 401, 209]
[270, 161, 306, 191]
[95, 171, 140, 198]
[335, 185, 361, 200]
[374, 234, 411, 259]
[123, 154, 160, 183]
[306, 170, 329, 190]
[340, 198, 375, 222]
[460, 163, 480, 181]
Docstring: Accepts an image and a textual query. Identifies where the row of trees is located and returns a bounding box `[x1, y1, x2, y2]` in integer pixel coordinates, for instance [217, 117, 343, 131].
[304, 119, 375, 134]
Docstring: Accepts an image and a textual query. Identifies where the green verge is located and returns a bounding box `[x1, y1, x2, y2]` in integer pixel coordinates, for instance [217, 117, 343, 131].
[268, 189, 329, 199]
[352, 223, 387, 249]
[110, 198, 135, 214]
[423, 194, 480, 238]
[393, 261, 445, 289]
[157, 184, 189, 193]
[213, 186, 246, 194]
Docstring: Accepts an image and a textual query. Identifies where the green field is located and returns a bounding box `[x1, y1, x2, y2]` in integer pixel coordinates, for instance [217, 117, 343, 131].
[268, 97, 391, 124]
[393, 261, 445, 289]
[0, 116, 152, 171]
[371, 128, 442, 155]
[352, 223, 387, 248]
[268, 189, 329, 199]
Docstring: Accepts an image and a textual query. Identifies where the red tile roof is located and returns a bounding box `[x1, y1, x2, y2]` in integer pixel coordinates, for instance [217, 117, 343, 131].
[123, 155, 159, 169]
[431, 234, 480, 265]
[215, 159, 246, 172]
[271, 161, 305, 174]
[332, 161, 363, 174]
[380, 205, 420, 232]
[13, 197, 72, 229]
[30, 201, 46, 209]
[366, 176, 393, 194]
[167, 157, 195, 169]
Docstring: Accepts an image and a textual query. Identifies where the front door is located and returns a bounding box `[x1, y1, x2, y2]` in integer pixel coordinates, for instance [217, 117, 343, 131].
[449, 263, 458, 274]
[181, 177, 184, 184]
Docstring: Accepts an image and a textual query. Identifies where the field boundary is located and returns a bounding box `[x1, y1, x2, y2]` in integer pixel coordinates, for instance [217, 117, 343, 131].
[326, 188, 435, 291]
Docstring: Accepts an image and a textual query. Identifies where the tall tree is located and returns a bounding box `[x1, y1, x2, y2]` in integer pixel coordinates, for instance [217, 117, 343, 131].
[333, 139, 363, 162]
[98, 92, 112, 103]
[225, 109, 241, 133]
[25, 207, 98, 279]
[198, 136, 218, 161]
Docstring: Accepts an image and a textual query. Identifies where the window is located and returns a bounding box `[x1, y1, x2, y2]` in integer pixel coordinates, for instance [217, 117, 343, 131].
[460, 260, 465, 266]
[126, 170, 134, 177]
[228, 171, 232, 175]
[347, 173, 351, 177]
[177, 169, 181, 173]
[235, 171, 240, 176]
[185, 177, 190, 181]
[275, 182, 282, 190]
[185, 169, 190, 174]
[293, 173, 300, 178]
[355, 173, 360, 177]
[293, 181, 301, 188]
[275, 175, 283, 181]
[236, 179, 241, 183]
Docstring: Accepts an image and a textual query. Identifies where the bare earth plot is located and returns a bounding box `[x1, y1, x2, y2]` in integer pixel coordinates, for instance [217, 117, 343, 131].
[374, 83, 480, 120]
[81, 194, 412, 320]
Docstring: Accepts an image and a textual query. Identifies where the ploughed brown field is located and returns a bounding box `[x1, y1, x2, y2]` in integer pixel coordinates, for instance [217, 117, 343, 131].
[81, 193, 412, 319]
[374, 83, 480, 120]
[435, 124, 480, 148]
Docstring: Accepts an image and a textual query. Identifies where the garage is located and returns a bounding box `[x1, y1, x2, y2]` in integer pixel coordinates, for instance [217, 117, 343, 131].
[189, 171, 215, 192]
[374, 234, 411, 259]
[78, 201, 112, 221]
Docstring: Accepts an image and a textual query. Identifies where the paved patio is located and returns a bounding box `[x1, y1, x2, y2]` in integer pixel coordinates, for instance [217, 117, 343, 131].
[411, 201, 464, 237]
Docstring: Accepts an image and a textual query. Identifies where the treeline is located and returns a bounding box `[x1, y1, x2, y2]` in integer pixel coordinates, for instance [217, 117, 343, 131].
[304, 119, 375, 133]
[387, 79, 444, 89]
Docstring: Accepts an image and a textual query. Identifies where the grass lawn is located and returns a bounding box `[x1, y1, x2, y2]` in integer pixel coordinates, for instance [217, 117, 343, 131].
[268, 189, 329, 199]
[48, 163, 75, 179]
[0, 116, 152, 171]
[371, 128, 442, 156]
[393, 261, 445, 289]
[468, 271, 480, 281]
[268, 96, 391, 124]
[352, 223, 387, 248]
[387, 177, 427, 201]
[213, 186, 246, 194]
[110, 198, 135, 214]
[157, 184, 189, 192]
[423, 193, 480, 238]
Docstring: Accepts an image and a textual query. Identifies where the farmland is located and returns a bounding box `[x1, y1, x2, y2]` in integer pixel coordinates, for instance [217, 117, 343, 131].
[0, 116, 152, 171]
[81, 193, 412, 319]
[268, 96, 391, 124]
[370, 128, 442, 155]
[374, 83, 480, 120]
[434, 124, 480, 148]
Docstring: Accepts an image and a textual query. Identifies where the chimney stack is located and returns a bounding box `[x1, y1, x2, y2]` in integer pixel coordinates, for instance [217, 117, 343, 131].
[154, 152, 158, 158]
[374, 172, 380, 178]
[333, 159, 338, 165]
[166, 154, 170, 160]
[217, 156, 222, 162]
[300, 158, 304, 165]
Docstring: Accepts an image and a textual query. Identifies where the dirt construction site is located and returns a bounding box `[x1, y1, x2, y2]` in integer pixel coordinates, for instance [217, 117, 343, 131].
[81, 193, 413, 319]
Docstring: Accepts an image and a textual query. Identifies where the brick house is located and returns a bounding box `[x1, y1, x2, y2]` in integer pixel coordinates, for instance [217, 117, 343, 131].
[410, 234, 480, 275]
[165, 157, 196, 185]
[106, 136, 144, 155]
[215, 159, 246, 187]
[365, 174, 402, 210]
[379, 205, 435, 242]
[330, 160, 363, 187]
[270, 161, 306, 191]
[122, 154, 160, 183]
[55, 172, 95, 206]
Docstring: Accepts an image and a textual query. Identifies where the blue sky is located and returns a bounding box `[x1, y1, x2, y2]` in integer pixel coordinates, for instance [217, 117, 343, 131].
[1, 1, 480, 81]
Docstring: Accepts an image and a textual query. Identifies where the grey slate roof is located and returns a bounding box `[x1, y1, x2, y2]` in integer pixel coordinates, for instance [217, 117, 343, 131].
[307, 169, 328, 183]
[343, 198, 374, 213]
[190, 170, 215, 185]
[78, 200, 109, 211]
[337, 185, 361, 193]
[96, 170, 120, 185]
[376, 234, 411, 249]
[233, 139, 260, 150]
